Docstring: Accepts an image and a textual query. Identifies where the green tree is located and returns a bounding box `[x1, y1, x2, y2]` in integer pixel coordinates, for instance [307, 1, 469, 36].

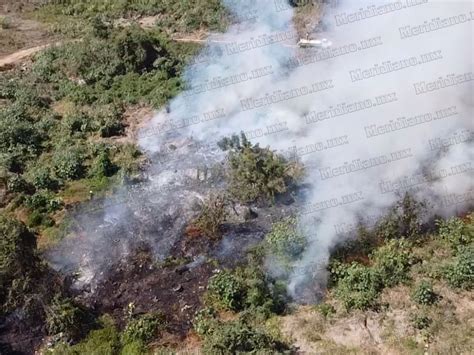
[218, 132, 301, 203]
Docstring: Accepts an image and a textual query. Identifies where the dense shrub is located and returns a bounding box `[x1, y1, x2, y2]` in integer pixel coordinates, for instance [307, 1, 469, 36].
[46, 296, 86, 340]
[89, 151, 117, 178]
[122, 313, 165, 345]
[206, 264, 287, 315]
[239, 265, 288, 315]
[444, 246, 473, 290]
[412, 281, 438, 305]
[68, 316, 121, 355]
[40, 0, 227, 32]
[437, 215, 473, 252]
[25, 191, 63, 213]
[201, 319, 276, 355]
[207, 270, 246, 311]
[62, 111, 95, 136]
[265, 217, 306, 264]
[0, 104, 46, 171]
[218, 133, 302, 203]
[52, 147, 85, 180]
[334, 263, 383, 310]
[6, 174, 33, 193]
[0, 216, 37, 283]
[0, 216, 45, 315]
[376, 194, 426, 240]
[371, 239, 413, 287]
[193, 307, 218, 336]
[27, 165, 60, 191]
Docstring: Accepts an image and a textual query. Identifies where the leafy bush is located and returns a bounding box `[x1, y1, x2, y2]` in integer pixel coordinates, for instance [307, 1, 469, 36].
[0, 104, 46, 171]
[239, 265, 287, 315]
[69, 316, 121, 355]
[25, 191, 63, 213]
[334, 263, 383, 310]
[371, 239, 413, 287]
[376, 194, 426, 240]
[265, 217, 306, 264]
[40, 0, 227, 32]
[412, 281, 438, 305]
[207, 270, 246, 311]
[201, 319, 276, 355]
[193, 307, 218, 336]
[6, 174, 33, 193]
[46, 296, 86, 339]
[0, 216, 37, 283]
[444, 246, 473, 290]
[61, 111, 95, 136]
[194, 194, 228, 239]
[120, 341, 146, 355]
[328, 260, 350, 287]
[437, 215, 473, 252]
[0, 216, 46, 315]
[218, 132, 302, 203]
[122, 313, 165, 345]
[27, 211, 46, 227]
[27, 165, 60, 191]
[52, 147, 85, 180]
[89, 151, 117, 178]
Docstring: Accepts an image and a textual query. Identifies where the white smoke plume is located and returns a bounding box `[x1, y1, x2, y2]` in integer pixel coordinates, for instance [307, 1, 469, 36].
[140, 0, 473, 301]
[48, 0, 472, 300]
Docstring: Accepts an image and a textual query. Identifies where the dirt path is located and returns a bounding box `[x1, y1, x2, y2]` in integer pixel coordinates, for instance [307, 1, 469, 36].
[0, 42, 53, 70]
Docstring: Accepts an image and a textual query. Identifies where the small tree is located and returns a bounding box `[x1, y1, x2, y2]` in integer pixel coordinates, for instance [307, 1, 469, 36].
[218, 132, 301, 203]
[412, 281, 438, 305]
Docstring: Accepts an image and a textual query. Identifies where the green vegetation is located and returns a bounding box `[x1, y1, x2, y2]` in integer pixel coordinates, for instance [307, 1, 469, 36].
[54, 316, 121, 355]
[122, 312, 166, 345]
[411, 281, 438, 305]
[411, 313, 432, 330]
[371, 239, 413, 288]
[0, 215, 43, 314]
[330, 239, 413, 310]
[218, 132, 302, 203]
[195, 254, 290, 353]
[0, 11, 202, 241]
[207, 270, 246, 311]
[315, 303, 335, 318]
[437, 215, 473, 251]
[265, 217, 307, 265]
[46, 296, 88, 340]
[201, 318, 277, 355]
[334, 262, 383, 310]
[38, 0, 228, 35]
[49, 313, 165, 354]
[443, 245, 473, 289]
[205, 260, 287, 315]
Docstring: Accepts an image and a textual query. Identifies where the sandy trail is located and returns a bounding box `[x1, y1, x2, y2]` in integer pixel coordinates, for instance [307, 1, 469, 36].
[0, 42, 55, 70]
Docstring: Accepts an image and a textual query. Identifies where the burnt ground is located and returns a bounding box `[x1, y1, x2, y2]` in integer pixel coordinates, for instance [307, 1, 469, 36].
[72, 191, 304, 348]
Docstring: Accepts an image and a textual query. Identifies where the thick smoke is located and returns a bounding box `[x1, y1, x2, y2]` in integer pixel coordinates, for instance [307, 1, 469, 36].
[141, 0, 473, 300]
[49, 0, 472, 300]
